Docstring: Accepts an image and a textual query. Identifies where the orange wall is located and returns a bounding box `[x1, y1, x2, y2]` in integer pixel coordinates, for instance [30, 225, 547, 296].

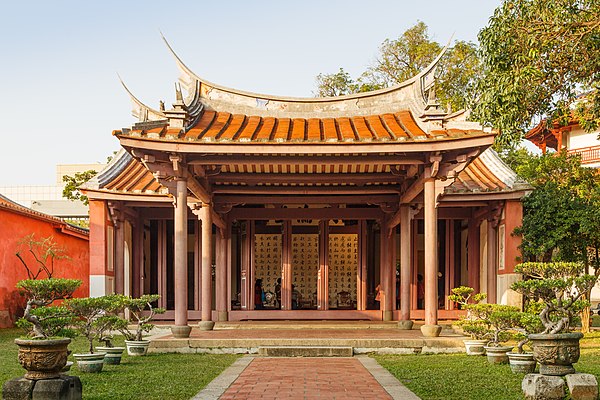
[501, 200, 523, 274]
[0, 209, 89, 328]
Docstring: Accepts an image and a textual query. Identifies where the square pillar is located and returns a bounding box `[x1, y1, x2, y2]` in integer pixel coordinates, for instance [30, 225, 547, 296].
[468, 218, 481, 293]
[215, 227, 228, 321]
[422, 177, 441, 337]
[487, 220, 498, 303]
[281, 221, 292, 311]
[317, 220, 329, 310]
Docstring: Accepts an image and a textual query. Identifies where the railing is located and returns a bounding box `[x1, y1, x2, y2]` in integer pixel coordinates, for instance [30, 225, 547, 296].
[568, 145, 600, 165]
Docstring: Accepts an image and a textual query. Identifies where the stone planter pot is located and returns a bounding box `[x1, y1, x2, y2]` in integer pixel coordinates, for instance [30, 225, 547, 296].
[15, 338, 71, 380]
[507, 352, 536, 374]
[463, 339, 488, 356]
[125, 340, 150, 356]
[529, 332, 583, 376]
[73, 352, 106, 373]
[483, 345, 512, 364]
[96, 346, 125, 365]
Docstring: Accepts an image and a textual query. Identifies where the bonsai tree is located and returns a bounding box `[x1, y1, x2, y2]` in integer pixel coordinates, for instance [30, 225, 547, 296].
[95, 294, 128, 348]
[512, 302, 544, 353]
[449, 286, 490, 341]
[64, 296, 112, 354]
[486, 304, 521, 347]
[114, 294, 165, 341]
[448, 286, 487, 308]
[512, 262, 598, 334]
[16, 278, 81, 339]
[14, 234, 81, 339]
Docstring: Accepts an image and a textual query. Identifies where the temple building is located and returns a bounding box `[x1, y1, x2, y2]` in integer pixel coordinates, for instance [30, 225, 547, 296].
[82, 41, 530, 338]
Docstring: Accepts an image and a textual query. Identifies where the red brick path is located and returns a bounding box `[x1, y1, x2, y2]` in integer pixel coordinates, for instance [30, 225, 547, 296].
[219, 357, 392, 400]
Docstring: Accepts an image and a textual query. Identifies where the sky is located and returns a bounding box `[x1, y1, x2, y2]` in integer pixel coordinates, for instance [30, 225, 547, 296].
[0, 0, 501, 185]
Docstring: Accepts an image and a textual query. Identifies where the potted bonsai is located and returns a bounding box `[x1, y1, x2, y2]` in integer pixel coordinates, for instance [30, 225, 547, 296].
[511, 261, 597, 376]
[94, 294, 127, 365]
[449, 286, 489, 355]
[506, 303, 544, 374]
[482, 304, 521, 364]
[15, 278, 81, 379]
[114, 294, 165, 356]
[64, 296, 112, 373]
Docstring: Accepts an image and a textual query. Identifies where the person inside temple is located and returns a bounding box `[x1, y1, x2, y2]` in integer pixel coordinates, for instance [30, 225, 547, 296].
[275, 278, 282, 309]
[255, 279, 264, 309]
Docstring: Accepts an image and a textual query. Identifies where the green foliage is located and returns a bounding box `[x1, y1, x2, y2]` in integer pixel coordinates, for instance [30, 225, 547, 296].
[62, 169, 97, 206]
[460, 303, 520, 345]
[512, 262, 598, 333]
[475, 0, 600, 145]
[15, 306, 76, 339]
[448, 286, 487, 308]
[314, 22, 481, 112]
[65, 296, 115, 354]
[16, 278, 82, 339]
[15, 234, 69, 280]
[110, 294, 166, 341]
[512, 151, 600, 265]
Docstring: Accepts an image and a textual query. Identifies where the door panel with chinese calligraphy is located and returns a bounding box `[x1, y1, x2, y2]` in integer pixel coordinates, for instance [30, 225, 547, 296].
[291, 234, 319, 309]
[254, 234, 282, 309]
[328, 234, 358, 309]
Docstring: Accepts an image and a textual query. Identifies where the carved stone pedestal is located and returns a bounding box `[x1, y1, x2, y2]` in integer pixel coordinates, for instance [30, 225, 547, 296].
[3, 375, 82, 400]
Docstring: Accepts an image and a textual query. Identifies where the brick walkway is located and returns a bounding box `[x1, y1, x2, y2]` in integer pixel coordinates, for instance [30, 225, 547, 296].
[219, 357, 393, 400]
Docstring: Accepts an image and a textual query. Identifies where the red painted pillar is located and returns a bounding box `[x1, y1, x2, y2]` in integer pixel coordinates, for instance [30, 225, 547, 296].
[487, 220, 498, 303]
[422, 178, 441, 336]
[468, 218, 481, 294]
[399, 206, 411, 320]
[172, 178, 191, 337]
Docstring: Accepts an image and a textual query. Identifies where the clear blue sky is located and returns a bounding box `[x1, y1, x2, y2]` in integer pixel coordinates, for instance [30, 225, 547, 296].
[0, 0, 500, 185]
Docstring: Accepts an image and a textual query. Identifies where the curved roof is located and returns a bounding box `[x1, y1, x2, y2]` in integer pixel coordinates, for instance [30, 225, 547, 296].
[115, 37, 494, 147]
[163, 35, 443, 120]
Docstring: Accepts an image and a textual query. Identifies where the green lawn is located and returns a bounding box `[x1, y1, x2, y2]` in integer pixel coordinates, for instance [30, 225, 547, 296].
[375, 333, 600, 400]
[0, 329, 239, 400]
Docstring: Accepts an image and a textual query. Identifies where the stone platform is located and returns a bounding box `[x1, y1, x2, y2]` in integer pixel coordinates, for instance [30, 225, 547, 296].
[149, 321, 466, 355]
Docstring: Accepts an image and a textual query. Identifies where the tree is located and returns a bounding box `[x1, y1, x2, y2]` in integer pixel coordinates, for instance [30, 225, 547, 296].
[476, 0, 600, 146]
[514, 151, 600, 265]
[62, 170, 97, 206]
[314, 22, 481, 113]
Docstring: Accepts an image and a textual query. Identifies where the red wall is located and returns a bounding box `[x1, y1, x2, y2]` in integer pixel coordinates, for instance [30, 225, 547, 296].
[0, 209, 89, 328]
[502, 200, 523, 274]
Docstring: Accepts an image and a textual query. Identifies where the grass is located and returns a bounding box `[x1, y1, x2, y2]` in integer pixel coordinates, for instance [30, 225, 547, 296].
[374, 333, 600, 400]
[0, 329, 239, 400]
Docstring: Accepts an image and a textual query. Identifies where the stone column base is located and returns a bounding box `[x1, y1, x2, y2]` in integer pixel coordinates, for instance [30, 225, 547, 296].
[420, 324, 442, 337]
[397, 320, 414, 330]
[171, 325, 192, 338]
[198, 321, 216, 331]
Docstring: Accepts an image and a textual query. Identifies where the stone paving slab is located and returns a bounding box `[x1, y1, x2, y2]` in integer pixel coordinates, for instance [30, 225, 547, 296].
[149, 328, 466, 355]
[194, 356, 421, 400]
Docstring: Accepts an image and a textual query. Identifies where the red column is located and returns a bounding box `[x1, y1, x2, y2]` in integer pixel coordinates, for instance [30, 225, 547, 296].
[399, 206, 411, 321]
[422, 178, 441, 336]
[468, 218, 481, 294]
[172, 178, 191, 337]
[215, 228, 228, 321]
[487, 220, 498, 303]
[200, 204, 213, 323]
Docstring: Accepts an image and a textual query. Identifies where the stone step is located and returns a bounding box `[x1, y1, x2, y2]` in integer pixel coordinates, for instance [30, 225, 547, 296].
[258, 346, 353, 357]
